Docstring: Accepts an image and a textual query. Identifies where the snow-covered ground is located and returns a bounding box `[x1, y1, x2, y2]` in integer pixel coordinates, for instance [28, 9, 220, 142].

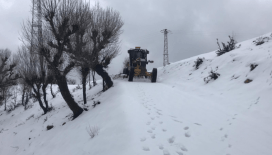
[1, 33, 272, 155]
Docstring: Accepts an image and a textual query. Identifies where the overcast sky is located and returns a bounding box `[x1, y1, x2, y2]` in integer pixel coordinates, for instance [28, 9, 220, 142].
[1, 0, 272, 75]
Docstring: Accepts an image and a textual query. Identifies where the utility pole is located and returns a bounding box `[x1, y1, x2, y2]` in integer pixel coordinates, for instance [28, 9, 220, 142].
[30, 0, 35, 54]
[37, 0, 44, 72]
[31, 0, 42, 49]
[161, 29, 171, 66]
[31, 0, 44, 73]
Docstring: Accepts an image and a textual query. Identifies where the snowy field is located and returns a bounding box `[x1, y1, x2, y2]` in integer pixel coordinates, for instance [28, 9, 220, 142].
[1, 33, 272, 155]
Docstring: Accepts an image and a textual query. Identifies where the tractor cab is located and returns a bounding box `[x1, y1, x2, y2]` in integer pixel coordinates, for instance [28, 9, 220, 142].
[128, 47, 149, 69]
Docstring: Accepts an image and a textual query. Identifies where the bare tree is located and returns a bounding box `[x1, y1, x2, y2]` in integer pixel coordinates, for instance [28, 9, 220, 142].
[17, 46, 51, 114]
[0, 49, 19, 111]
[19, 80, 31, 110]
[38, 0, 90, 118]
[87, 4, 123, 90]
[69, 3, 122, 103]
[68, 1, 92, 104]
[19, 0, 53, 114]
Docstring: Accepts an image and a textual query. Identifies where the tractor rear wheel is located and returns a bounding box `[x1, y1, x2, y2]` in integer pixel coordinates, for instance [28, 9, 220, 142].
[151, 68, 157, 83]
[128, 67, 134, 82]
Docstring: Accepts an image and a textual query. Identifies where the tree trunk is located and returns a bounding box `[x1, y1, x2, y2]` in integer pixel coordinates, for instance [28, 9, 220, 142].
[82, 74, 87, 104]
[32, 86, 47, 114]
[56, 75, 83, 119]
[21, 86, 26, 106]
[24, 91, 29, 110]
[88, 71, 91, 90]
[81, 67, 89, 105]
[103, 78, 105, 91]
[92, 71, 96, 86]
[3, 90, 6, 111]
[42, 83, 49, 110]
[94, 64, 113, 90]
[37, 94, 47, 114]
[50, 83, 56, 98]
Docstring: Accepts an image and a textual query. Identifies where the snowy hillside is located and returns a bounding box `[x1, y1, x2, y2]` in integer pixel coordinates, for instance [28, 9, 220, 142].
[1, 33, 272, 155]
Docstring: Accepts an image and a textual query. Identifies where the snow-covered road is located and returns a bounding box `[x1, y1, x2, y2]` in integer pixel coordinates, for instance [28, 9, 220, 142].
[112, 78, 271, 155]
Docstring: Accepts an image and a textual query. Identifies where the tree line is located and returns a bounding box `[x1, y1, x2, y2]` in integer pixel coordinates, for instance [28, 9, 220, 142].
[0, 0, 123, 119]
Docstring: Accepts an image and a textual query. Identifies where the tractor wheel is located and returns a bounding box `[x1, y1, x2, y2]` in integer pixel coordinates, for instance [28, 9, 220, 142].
[151, 68, 157, 83]
[128, 67, 134, 82]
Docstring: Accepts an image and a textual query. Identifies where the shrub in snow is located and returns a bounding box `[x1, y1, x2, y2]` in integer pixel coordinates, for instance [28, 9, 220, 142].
[25, 103, 34, 110]
[244, 79, 253, 84]
[6, 87, 21, 113]
[193, 57, 204, 70]
[86, 125, 100, 138]
[253, 37, 269, 46]
[204, 70, 220, 83]
[47, 125, 54, 130]
[67, 78, 76, 85]
[250, 64, 258, 71]
[216, 36, 237, 56]
[6, 103, 21, 113]
[92, 101, 101, 108]
[72, 85, 82, 92]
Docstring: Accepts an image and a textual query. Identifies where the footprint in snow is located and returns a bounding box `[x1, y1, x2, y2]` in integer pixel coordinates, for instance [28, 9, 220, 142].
[168, 136, 175, 143]
[140, 137, 146, 142]
[158, 145, 164, 150]
[146, 122, 151, 125]
[184, 127, 189, 130]
[163, 149, 171, 155]
[228, 144, 232, 148]
[147, 130, 153, 133]
[162, 129, 167, 132]
[176, 151, 183, 155]
[185, 132, 191, 137]
[160, 121, 163, 124]
[151, 134, 156, 139]
[180, 145, 188, 152]
[142, 146, 150, 151]
[225, 134, 228, 138]
[151, 127, 156, 130]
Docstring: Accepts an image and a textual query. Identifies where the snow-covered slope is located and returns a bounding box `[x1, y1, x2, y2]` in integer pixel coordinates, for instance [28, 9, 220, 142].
[1, 33, 272, 155]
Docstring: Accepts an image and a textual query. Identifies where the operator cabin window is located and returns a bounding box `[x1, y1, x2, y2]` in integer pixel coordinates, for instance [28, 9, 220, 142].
[137, 52, 142, 58]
